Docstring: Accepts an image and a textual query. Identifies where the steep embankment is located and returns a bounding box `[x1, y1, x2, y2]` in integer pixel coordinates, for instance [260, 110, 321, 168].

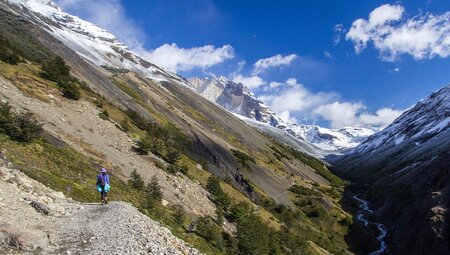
[332, 86, 450, 255]
[0, 156, 201, 255]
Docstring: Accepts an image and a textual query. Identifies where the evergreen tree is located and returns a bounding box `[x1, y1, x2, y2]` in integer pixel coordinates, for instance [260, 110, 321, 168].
[41, 56, 71, 83]
[145, 175, 163, 208]
[128, 169, 144, 190]
[172, 204, 186, 226]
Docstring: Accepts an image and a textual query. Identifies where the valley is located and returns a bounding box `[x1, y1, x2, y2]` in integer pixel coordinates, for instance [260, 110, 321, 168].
[0, 0, 449, 255]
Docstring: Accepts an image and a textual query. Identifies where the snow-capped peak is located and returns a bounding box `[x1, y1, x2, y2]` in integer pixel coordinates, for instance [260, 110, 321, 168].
[5, 0, 192, 87]
[350, 85, 450, 154]
[188, 77, 376, 152]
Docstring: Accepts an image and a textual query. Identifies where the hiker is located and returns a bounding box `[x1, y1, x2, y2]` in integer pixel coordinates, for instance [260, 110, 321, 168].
[96, 168, 110, 204]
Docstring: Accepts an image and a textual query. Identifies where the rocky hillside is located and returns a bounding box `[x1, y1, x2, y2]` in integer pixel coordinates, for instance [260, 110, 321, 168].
[0, 156, 201, 255]
[0, 0, 359, 254]
[189, 77, 376, 152]
[331, 85, 450, 255]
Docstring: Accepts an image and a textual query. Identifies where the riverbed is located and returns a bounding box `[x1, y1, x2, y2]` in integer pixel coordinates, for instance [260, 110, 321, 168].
[353, 195, 388, 255]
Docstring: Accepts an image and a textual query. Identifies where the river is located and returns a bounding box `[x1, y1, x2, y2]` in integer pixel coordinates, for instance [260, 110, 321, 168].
[353, 195, 388, 255]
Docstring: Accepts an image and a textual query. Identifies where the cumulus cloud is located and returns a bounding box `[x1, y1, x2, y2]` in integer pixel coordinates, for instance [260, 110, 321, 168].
[313, 102, 403, 128]
[259, 78, 338, 113]
[142, 43, 234, 72]
[57, 0, 235, 72]
[346, 4, 450, 61]
[232, 74, 265, 89]
[257, 78, 404, 129]
[253, 54, 298, 74]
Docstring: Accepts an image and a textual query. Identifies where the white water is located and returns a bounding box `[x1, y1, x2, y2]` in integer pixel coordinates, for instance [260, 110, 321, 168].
[353, 195, 388, 255]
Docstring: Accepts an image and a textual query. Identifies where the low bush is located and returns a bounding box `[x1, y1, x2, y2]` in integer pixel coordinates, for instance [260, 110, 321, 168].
[0, 102, 43, 142]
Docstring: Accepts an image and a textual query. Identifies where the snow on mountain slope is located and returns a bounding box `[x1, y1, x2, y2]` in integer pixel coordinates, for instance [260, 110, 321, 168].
[5, 0, 191, 86]
[350, 85, 450, 155]
[234, 114, 326, 159]
[189, 77, 376, 152]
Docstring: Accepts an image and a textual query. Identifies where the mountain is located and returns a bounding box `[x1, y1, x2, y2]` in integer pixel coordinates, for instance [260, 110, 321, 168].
[5, 0, 191, 86]
[0, 0, 358, 254]
[189, 77, 376, 152]
[331, 85, 450, 255]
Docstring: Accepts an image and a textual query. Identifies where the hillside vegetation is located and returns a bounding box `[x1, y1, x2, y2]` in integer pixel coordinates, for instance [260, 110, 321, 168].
[0, 5, 361, 255]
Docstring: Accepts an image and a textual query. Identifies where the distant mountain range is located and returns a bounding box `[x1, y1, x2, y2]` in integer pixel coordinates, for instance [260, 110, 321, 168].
[189, 76, 377, 152]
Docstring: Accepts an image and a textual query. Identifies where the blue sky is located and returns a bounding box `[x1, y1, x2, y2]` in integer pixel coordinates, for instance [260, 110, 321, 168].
[56, 0, 450, 129]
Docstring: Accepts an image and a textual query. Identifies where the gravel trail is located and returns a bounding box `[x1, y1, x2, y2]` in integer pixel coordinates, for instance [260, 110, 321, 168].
[0, 158, 202, 255]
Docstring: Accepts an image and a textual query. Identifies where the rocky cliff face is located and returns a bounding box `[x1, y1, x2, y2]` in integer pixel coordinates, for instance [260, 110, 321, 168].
[189, 77, 376, 152]
[332, 85, 450, 255]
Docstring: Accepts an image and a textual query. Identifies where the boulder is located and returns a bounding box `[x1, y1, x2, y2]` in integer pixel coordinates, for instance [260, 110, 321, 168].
[0, 224, 48, 252]
[30, 201, 50, 215]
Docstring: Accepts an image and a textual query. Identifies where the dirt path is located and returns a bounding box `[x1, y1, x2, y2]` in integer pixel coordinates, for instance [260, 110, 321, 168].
[0, 157, 202, 255]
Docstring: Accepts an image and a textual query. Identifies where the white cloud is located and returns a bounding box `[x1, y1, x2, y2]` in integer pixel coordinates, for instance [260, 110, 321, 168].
[259, 78, 337, 113]
[324, 51, 333, 59]
[313, 102, 404, 128]
[253, 54, 298, 74]
[333, 24, 346, 45]
[142, 43, 234, 72]
[56, 0, 144, 48]
[346, 4, 450, 61]
[268, 81, 283, 89]
[57, 0, 235, 72]
[257, 78, 404, 129]
[232, 74, 265, 89]
[394, 67, 400, 72]
[278, 110, 298, 123]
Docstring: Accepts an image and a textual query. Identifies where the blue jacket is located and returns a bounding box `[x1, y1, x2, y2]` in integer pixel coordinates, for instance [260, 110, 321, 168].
[97, 173, 110, 186]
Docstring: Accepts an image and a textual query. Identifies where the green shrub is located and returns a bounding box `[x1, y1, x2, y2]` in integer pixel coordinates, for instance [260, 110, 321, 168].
[0, 103, 43, 142]
[231, 149, 255, 168]
[172, 204, 186, 226]
[206, 176, 231, 210]
[60, 81, 81, 100]
[235, 212, 279, 255]
[0, 44, 20, 64]
[41, 56, 71, 83]
[128, 169, 144, 191]
[120, 118, 130, 132]
[289, 184, 319, 196]
[166, 162, 188, 175]
[145, 175, 163, 208]
[195, 217, 222, 245]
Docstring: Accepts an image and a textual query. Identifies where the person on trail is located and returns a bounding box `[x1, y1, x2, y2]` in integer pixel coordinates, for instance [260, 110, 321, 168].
[96, 168, 110, 205]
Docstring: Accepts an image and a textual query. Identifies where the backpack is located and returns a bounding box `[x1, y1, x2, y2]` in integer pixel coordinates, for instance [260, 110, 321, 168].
[97, 174, 106, 186]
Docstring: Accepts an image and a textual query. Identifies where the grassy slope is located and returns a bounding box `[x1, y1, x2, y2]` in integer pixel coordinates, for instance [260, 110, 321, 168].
[0, 9, 354, 253]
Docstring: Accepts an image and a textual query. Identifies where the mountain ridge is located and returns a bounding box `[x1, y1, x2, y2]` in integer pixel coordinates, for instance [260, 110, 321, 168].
[189, 76, 377, 152]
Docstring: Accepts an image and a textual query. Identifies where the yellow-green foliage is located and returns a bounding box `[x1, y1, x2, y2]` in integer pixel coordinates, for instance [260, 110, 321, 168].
[111, 77, 143, 102]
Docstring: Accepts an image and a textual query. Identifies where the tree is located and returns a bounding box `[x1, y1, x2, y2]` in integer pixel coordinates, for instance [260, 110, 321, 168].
[206, 176, 231, 209]
[0, 102, 14, 134]
[145, 175, 163, 208]
[235, 213, 278, 255]
[172, 204, 186, 226]
[128, 169, 144, 190]
[164, 147, 180, 164]
[41, 56, 71, 83]
[10, 112, 43, 142]
[195, 217, 222, 246]
[60, 81, 81, 100]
